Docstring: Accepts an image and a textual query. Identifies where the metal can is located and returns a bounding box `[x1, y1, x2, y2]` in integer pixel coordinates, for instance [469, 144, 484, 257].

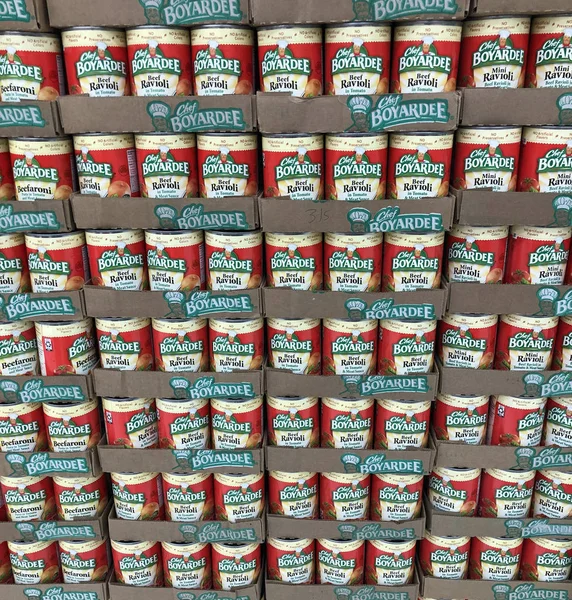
[127, 26, 192, 97]
[262, 134, 324, 199]
[533, 469, 572, 519]
[111, 471, 164, 521]
[53, 473, 108, 521]
[162, 540, 211, 589]
[1, 474, 55, 522]
[382, 231, 444, 291]
[210, 397, 263, 449]
[209, 317, 264, 372]
[152, 317, 208, 372]
[8, 539, 61, 584]
[320, 472, 370, 521]
[268, 470, 318, 519]
[163, 471, 214, 522]
[62, 27, 129, 96]
[487, 395, 547, 446]
[321, 397, 373, 449]
[192, 25, 254, 96]
[211, 541, 261, 590]
[324, 23, 391, 95]
[0, 320, 38, 376]
[543, 397, 572, 447]
[43, 398, 102, 452]
[391, 22, 462, 93]
[103, 397, 158, 449]
[387, 132, 454, 199]
[73, 133, 139, 197]
[0, 400, 46, 452]
[520, 537, 572, 581]
[59, 539, 109, 583]
[258, 26, 322, 97]
[365, 539, 416, 585]
[157, 398, 210, 449]
[478, 468, 535, 518]
[96, 317, 153, 371]
[428, 467, 481, 515]
[379, 318, 436, 375]
[0, 138, 15, 201]
[0, 233, 30, 293]
[267, 538, 315, 584]
[418, 533, 470, 579]
[469, 536, 523, 581]
[268, 395, 319, 448]
[111, 539, 163, 586]
[197, 133, 258, 198]
[433, 393, 490, 445]
[267, 317, 321, 375]
[0, 32, 64, 101]
[375, 398, 431, 449]
[213, 472, 264, 522]
[370, 473, 424, 522]
[316, 538, 364, 585]
[323, 317, 377, 376]
[554, 315, 572, 371]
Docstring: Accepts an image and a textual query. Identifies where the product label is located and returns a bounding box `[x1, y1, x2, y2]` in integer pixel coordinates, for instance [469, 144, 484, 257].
[0, 379, 85, 403]
[168, 376, 255, 400]
[179, 521, 258, 543]
[22, 588, 100, 600]
[341, 374, 430, 396]
[337, 522, 416, 540]
[139, 0, 243, 25]
[340, 452, 424, 475]
[523, 372, 572, 399]
[0, 294, 76, 321]
[0, 204, 60, 233]
[537, 287, 572, 316]
[344, 297, 435, 320]
[503, 518, 572, 538]
[513, 445, 572, 470]
[6, 452, 90, 476]
[172, 449, 255, 471]
[162, 290, 254, 318]
[491, 584, 569, 600]
[154, 203, 249, 230]
[351, 0, 458, 20]
[147, 100, 246, 133]
[0, 105, 44, 127]
[14, 522, 96, 541]
[346, 206, 443, 233]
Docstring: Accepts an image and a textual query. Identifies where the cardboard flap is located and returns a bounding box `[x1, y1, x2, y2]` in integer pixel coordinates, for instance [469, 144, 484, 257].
[472, 0, 572, 15]
[58, 95, 256, 134]
[0, 200, 74, 233]
[0, 446, 100, 477]
[0, 581, 109, 600]
[109, 580, 260, 600]
[0, 291, 85, 322]
[257, 92, 460, 133]
[71, 194, 259, 230]
[0, 101, 60, 136]
[0, 0, 51, 31]
[266, 579, 419, 600]
[0, 374, 93, 404]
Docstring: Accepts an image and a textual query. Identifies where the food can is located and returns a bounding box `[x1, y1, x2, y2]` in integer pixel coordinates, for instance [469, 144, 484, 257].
[96, 317, 153, 371]
[520, 537, 572, 581]
[209, 317, 264, 372]
[428, 467, 481, 515]
[152, 318, 208, 372]
[213, 472, 264, 522]
[8, 540, 60, 584]
[469, 536, 523, 581]
[262, 134, 324, 200]
[267, 537, 315, 584]
[325, 23, 391, 95]
[0, 320, 38, 376]
[197, 133, 258, 198]
[554, 315, 572, 371]
[486, 395, 547, 446]
[375, 398, 431, 449]
[43, 398, 102, 452]
[157, 398, 210, 449]
[316, 538, 364, 585]
[127, 26, 192, 96]
[210, 397, 263, 449]
[211, 542, 261, 590]
[478, 468, 535, 518]
[365, 539, 416, 585]
[267, 317, 321, 375]
[111, 471, 164, 521]
[268, 395, 319, 448]
[320, 472, 370, 521]
[162, 541, 211, 589]
[53, 473, 108, 521]
[62, 27, 129, 96]
[74, 133, 139, 197]
[418, 533, 470, 579]
[458, 17, 531, 88]
[258, 26, 322, 97]
[525, 16, 572, 88]
[268, 470, 318, 519]
[322, 317, 377, 376]
[192, 25, 254, 96]
[378, 319, 436, 375]
[0, 401, 46, 452]
[533, 469, 572, 519]
[0, 542, 12, 583]
[370, 473, 424, 522]
[59, 539, 109, 583]
[452, 127, 522, 192]
[325, 133, 387, 201]
[0, 139, 15, 200]
[0, 233, 30, 293]
[35, 319, 97, 376]
[102, 397, 158, 449]
[386, 132, 454, 199]
[10, 138, 75, 201]
[0, 32, 64, 101]
[494, 314, 558, 371]
[382, 231, 444, 291]
[445, 225, 509, 284]
[86, 229, 147, 290]
[543, 397, 572, 447]
[321, 397, 374, 449]
[163, 471, 214, 522]
[438, 313, 498, 369]
[391, 22, 462, 93]
[1, 474, 55, 522]
[145, 230, 204, 291]
[433, 394, 490, 445]
[205, 231, 263, 291]
[111, 539, 163, 586]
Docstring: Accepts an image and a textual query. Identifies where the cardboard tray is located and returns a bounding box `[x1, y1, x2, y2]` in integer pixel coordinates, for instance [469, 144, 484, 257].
[0, 290, 85, 322]
[58, 95, 257, 134]
[0, 200, 75, 233]
[71, 194, 260, 231]
[1, 581, 108, 600]
[0, 445, 100, 478]
[0, 0, 51, 31]
[257, 92, 460, 133]
[472, 0, 572, 15]
[0, 101, 60, 136]
[0, 374, 94, 404]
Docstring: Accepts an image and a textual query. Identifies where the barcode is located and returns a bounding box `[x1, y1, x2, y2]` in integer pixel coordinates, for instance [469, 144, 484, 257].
[127, 149, 139, 193]
[199, 243, 205, 283]
[56, 55, 66, 95]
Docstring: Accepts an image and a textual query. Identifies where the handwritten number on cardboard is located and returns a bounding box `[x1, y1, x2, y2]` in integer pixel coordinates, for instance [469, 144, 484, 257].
[306, 208, 331, 224]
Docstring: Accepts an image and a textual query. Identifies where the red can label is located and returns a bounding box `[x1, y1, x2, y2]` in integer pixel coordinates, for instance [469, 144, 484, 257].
[478, 468, 535, 518]
[267, 538, 315, 584]
[96, 317, 153, 371]
[433, 394, 490, 445]
[9, 540, 60, 584]
[60, 539, 109, 583]
[379, 319, 436, 375]
[152, 318, 208, 372]
[320, 472, 370, 521]
[268, 471, 318, 519]
[428, 467, 481, 515]
[209, 318, 264, 372]
[419, 533, 470, 579]
[316, 539, 364, 585]
[0, 321, 38, 376]
[375, 398, 430, 449]
[43, 398, 102, 452]
[267, 317, 321, 375]
[157, 398, 209, 450]
[321, 397, 373, 450]
[0, 139, 15, 201]
[533, 470, 572, 520]
[0, 233, 30, 293]
[469, 536, 523, 581]
[1, 474, 55, 522]
[162, 541, 211, 589]
[543, 396, 572, 447]
[370, 473, 423, 522]
[103, 397, 159, 449]
[211, 542, 261, 590]
[268, 396, 319, 448]
[111, 471, 164, 521]
[211, 397, 263, 450]
[163, 472, 214, 522]
[365, 539, 416, 586]
[111, 539, 163, 587]
[214, 472, 264, 522]
[487, 395, 547, 447]
[0, 542, 13, 583]
[323, 318, 377, 376]
[53, 473, 108, 521]
[520, 538, 572, 582]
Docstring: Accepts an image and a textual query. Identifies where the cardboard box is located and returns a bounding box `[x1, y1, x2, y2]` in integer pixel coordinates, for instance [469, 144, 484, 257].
[0, 0, 51, 31]
[257, 92, 460, 133]
[83, 285, 263, 319]
[0, 374, 94, 404]
[0, 200, 74, 234]
[0, 581, 108, 600]
[259, 196, 456, 233]
[0, 446, 100, 477]
[71, 194, 259, 231]
[472, 0, 572, 15]
[58, 96, 256, 134]
[0, 101, 60, 136]
[0, 290, 84, 322]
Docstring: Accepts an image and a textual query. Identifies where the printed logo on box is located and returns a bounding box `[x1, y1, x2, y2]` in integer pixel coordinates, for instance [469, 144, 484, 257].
[345, 297, 436, 321]
[163, 290, 255, 318]
[154, 204, 249, 230]
[0, 204, 61, 233]
[139, 0, 243, 25]
[557, 93, 572, 126]
[147, 101, 246, 133]
[346, 206, 444, 233]
[513, 446, 572, 471]
[0, 294, 76, 321]
[337, 522, 416, 541]
[169, 376, 256, 400]
[0, 379, 86, 404]
[0, 104, 44, 127]
[5, 452, 90, 476]
[179, 522, 258, 543]
[172, 449, 256, 471]
[504, 518, 572, 539]
[492, 583, 569, 600]
[334, 586, 410, 600]
[537, 286, 572, 317]
[551, 195, 572, 226]
[15, 521, 96, 542]
[341, 374, 430, 396]
[340, 452, 424, 475]
[177, 594, 249, 600]
[24, 588, 100, 600]
[522, 372, 572, 398]
[352, 0, 458, 21]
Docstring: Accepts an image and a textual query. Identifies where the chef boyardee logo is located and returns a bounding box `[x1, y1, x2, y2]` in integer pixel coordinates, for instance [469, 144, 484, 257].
[76, 147, 113, 181]
[172, 449, 255, 471]
[74, 44, 126, 86]
[334, 588, 410, 600]
[0, 0, 31, 21]
[179, 522, 258, 543]
[0, 379, 86, 403]
[147, 101, 246, 133]
[0, 203, 60, 233]
[536, 287, 572, 317]
[337, 522, 416, 541]
[139, 0, 243, 25]
[345, 298, 435, 321]
[169, 376, 255, 400]
[513, 445, 572, 470]
[5, 452, 90, 476]
[14, 521, 96, 542]
[0, 48, 42, 90]
[551, 195, 572, 226]
[522, 372, 572, 399]
[492, 583, 569, 600]
[341, 374, 430, 396]
[163, 290, 254, 318]
[340, 452, 424, 475]
[194, 42, 241, 93]
[352, 0, 458, 20]
[558, 94, 572, 125]
[464, 143, 515, 176]
[142, 147, 189, 180]
[0, 294, 76, 321]
[0, 104, 44, 128]
[154, 204, 249, 231]
[132, 42, 182, 79]
[346, 206, 443, 233]
[262, 41, 310, 86]
[23, 588, 100, 600]
[504, 518, 572, 539]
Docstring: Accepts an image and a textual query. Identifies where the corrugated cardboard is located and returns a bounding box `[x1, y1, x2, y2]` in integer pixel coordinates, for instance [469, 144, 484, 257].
[0, 101, 60, 136]
[0, 291, 85, 322]
[257, 92, 460, 133]
[1, 581, 108, 600]
[0, 0, 51, 31]
[0, 200, 74, 234]
[0, 374, 94, 404]
[472, 0, 572, 15]
[0, 446, 100, 477]
[58, 96, 257, 134]
[71, 195, 259, 231]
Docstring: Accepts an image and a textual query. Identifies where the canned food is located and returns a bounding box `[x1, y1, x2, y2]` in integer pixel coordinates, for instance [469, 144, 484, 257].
[62, 27, 129, 96]
[59, 539, 109, 583]
[375, 398, 431, 449]
[111, 539, 163, 586]
[43, 398, 102, 452]
[458, 17, 531, 88]
[379, 319, 436, 375]
[554, 316, 572, 371]
[53, 473, 108, 521]
[533, 469, 572, 519]
[8, 540, 60, 584]
[323, 318, 377, 376]
[163, 472, 214, 522]
[103, 397, 158, 449]
[391, 22, 462, 93]
[213, 472, 264, 522]
[268, 395, 319, 448]
[210, 397, 263, 449]
[267, 317, 321, 375]
[478, 468, 535, 518]
[433, 394, 490, 445]
[1, 474, 55, 522]
[0, 320, 38, 376]
[267, 537, 315, 584]
[152, 318, 208, 372]
[157, 398, 209, 449]
[162, 541, 211, 589]
[211, 542, 261, 590]
[428, 467, 481, 515]
[365, 539, 416, 585]
[320, 472, 370, 521]
[418, 533, 470, 579]
[487, 395, 547, 446]
[543, 397, 572, 447]
[0, 139, 15, 201]
[0, 542, 12, 583]
[127, 26, 192, 97]
[96, 317, 153, 371]
[268, 470, 318, 519]
[111, 471, 164, 521]
[520, 537, 572, 581]
[316, 538, 364, 585]
[370, 473, 424, 521]
[0, 401, 46, 452]
[0, 233, 30, 293]
[469, 536, 523, 580]
[209, 317, 264, 372]
[321, 397, 373, 449]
